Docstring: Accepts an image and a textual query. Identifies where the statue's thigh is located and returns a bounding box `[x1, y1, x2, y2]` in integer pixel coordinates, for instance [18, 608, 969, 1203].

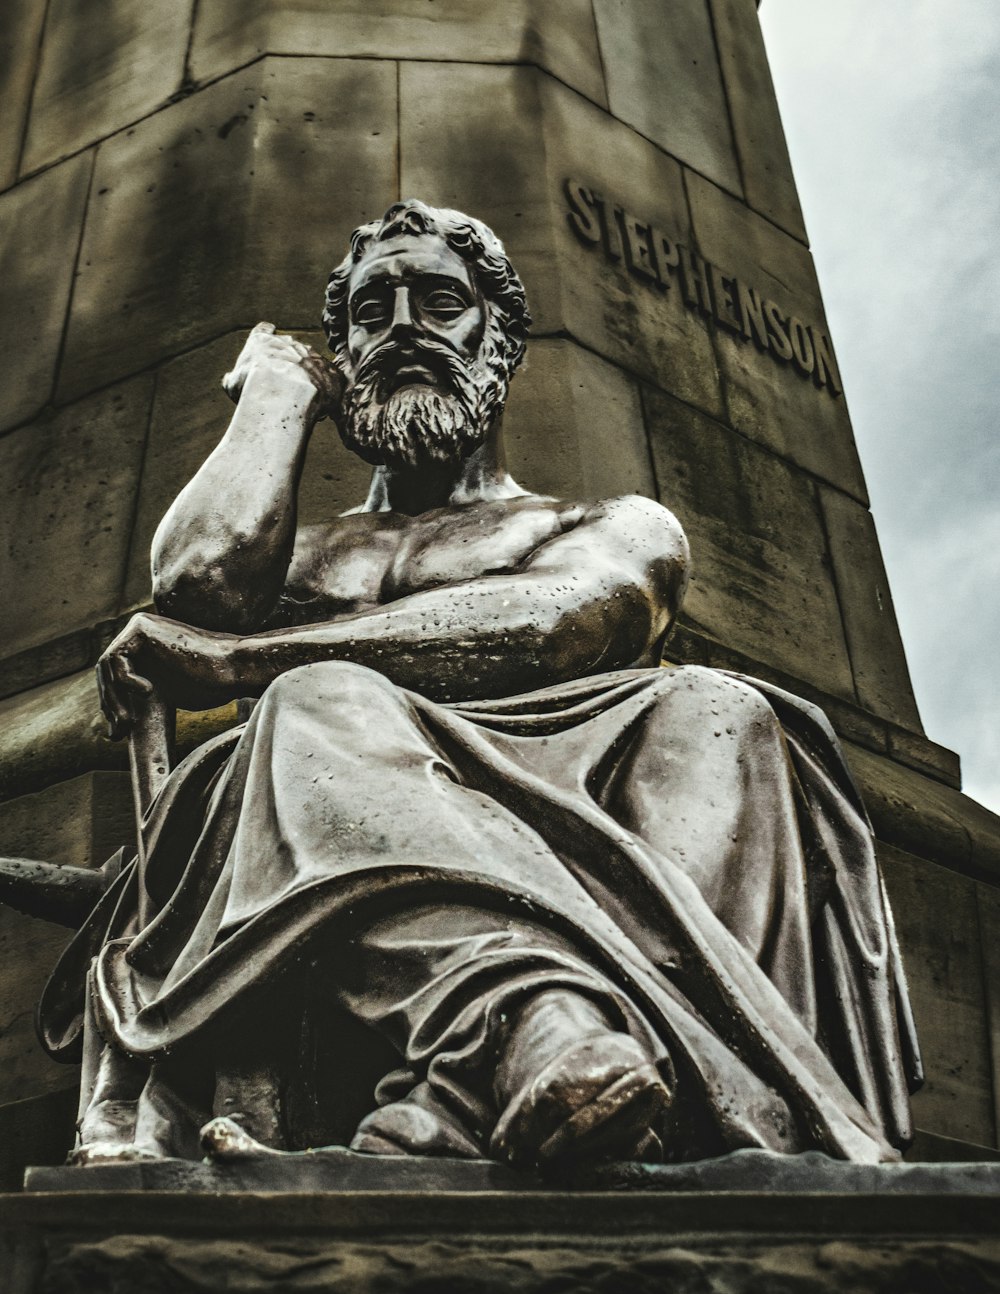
[597, 668, 807, 935]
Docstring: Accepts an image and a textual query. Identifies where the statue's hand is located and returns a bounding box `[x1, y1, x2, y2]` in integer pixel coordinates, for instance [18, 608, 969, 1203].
[96, 613, 237, 740]
[222, 322, 344, 423]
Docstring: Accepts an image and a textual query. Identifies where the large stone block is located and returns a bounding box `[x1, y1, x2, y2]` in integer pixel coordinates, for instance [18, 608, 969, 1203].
[3, 1190, 1000, 1293]
[190, 0, 607, 107]
[21, 0, 190, 176]
[591, 0, 742, 195]
[0, 771, 133, 872]
[1, 377, 152, 656]
[0, 152, 91, 433]
[976, 883, 1000, 1145]
[707, 0, 807, 241]
[879, 845, 996, 1148]
[0, 671, 243, 804]
[643, 386, 855, 700]
[0, 675, 119, 803]
[400, 63, 725, 418]
[819, 486, 922, 731]
[504, 340, 655, 502]
[685, 169, 868, 500]
[0, 1088, 77, 1192]
[844, 741, 998, 881]
[58, 58, 397, 402]
[0, 773, 133, 1107]
[0, 0, 46, 191]
[399, 63, 558, 334]
[124, 332, 372, 608]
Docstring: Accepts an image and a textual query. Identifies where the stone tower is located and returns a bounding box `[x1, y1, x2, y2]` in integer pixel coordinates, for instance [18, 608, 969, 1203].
[0, 0, 997, 1189]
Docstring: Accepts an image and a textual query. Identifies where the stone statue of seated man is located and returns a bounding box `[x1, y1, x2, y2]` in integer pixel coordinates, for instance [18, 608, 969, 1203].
[37, 200, 921, 1174]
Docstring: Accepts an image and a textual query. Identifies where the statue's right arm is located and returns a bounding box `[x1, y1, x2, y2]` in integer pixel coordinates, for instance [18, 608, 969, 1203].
[150, 324, 340, 633]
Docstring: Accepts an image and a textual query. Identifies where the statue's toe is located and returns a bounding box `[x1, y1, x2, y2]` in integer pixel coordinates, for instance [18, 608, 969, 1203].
[200, 1115, 281, 1160]
[490, 1033, 670, 1172]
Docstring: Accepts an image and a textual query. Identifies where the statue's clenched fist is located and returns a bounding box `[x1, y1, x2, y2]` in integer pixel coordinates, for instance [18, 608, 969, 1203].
[222, 322, 344, 422]
[96, 612, 237, 740]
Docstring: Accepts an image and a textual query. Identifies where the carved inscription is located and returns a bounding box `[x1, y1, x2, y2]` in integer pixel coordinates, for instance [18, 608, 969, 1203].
[564, 179, 843, 398]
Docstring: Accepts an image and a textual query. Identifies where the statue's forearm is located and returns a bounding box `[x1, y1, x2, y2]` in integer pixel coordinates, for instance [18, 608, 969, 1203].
[229, 572, 663, 703]
[151, 370, 317, 631]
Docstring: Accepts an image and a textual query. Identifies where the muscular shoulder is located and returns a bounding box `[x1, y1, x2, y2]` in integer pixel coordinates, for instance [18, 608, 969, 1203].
[527, 493, 690, 615]
[595, 495, 688, 588]
[581, 494, 687, 550]
[550, 494, 690, 577]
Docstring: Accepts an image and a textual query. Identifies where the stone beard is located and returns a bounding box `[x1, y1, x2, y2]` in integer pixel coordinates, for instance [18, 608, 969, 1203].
[338, 313, 510, 468]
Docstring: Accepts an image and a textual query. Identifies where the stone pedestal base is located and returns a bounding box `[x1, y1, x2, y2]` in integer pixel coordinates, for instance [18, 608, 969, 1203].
[4, 1153, 1000, 1292]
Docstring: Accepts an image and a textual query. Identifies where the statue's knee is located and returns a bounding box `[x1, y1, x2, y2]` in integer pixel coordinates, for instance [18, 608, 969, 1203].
[262, 660, 400, 711]
[652, 667, 779, 740]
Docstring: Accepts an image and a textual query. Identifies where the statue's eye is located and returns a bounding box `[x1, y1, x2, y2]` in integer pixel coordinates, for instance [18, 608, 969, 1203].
[421, 290, 469, 319]
[352, 297, 390, 327]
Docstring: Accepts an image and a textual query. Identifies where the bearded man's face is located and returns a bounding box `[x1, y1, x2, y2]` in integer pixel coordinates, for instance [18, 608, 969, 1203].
[340, 234, 508, 468]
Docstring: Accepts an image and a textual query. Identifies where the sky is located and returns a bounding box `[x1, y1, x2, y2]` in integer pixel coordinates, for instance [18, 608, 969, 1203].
[759, 0, 1000, 813]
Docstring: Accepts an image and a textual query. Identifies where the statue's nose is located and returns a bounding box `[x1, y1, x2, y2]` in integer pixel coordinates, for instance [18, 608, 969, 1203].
[389, 286, 416, 339]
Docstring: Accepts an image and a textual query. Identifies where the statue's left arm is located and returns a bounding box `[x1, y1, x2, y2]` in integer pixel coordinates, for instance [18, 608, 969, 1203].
[97, 495, 689, 731]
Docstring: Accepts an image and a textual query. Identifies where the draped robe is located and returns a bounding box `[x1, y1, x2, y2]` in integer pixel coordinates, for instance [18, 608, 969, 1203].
[40, 660, 921, 1164]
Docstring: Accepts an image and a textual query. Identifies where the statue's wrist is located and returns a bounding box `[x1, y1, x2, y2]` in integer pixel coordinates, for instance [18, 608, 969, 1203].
[241, 364, 323, 422]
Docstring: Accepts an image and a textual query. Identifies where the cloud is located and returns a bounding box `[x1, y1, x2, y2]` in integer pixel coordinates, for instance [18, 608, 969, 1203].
[761, 0, 1000, 812]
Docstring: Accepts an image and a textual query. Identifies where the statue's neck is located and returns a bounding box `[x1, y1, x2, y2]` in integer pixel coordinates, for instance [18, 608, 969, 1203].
[360, 418, 528, 515]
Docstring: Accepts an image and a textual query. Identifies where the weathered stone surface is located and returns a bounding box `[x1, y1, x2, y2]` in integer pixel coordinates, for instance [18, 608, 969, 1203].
[0, 906, 75, 1101]
[0, 0, 46, 190]
[0, 630, 94, 704]
[0, 153, 92, 433]
[1, 378, 152, 657]
[0, 774, 132, 1108]
[124, 332, 371, 608]
[399, 63, 558, 334]
[819, 486, 922, 730]
[21, 0, 190, 176]
[401, 63, 724, 416]
[0, 674, 122, 805]
[886, 724, 961, 790]
[707, 0, 807, 240]
[685, 168, 868, 500]
[592, 0, 742, 194]
[58, 59, 397, 402]
[879, 844, 996, 1148]
[907, 1128, 1000, 1163]
[0, 672, 242, 805]
[25, 1235, 1000, 1293]
[4, 1192, 1000, 1294]
[845, 741, 1000, 884]
[539, 75, 725, 417]
[963, 794, 1000, 882]
[190, 0, 607, 107]
[975, 883, 1000, 1145]
[644, 386, 854, 700]
[504, 340, 655, 501]
[27, 1145, 1000, 1196]
[0, 1088, 76, 1193]
[0, 771, 133, 872]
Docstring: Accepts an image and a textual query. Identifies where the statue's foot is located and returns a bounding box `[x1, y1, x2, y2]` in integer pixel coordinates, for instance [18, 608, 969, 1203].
[200, 1116, 283, 1161]
[490, 1033, 670, 1173]
[71, 1095, 163, 1165]
[350, 1081, 482, 1159]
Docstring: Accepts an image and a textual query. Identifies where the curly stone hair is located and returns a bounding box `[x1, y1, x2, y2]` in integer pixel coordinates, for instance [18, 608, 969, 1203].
[322, 200, 532, 382]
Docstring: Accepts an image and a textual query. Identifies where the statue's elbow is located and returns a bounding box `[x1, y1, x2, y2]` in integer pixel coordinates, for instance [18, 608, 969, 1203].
[152, 562, 256, 633]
